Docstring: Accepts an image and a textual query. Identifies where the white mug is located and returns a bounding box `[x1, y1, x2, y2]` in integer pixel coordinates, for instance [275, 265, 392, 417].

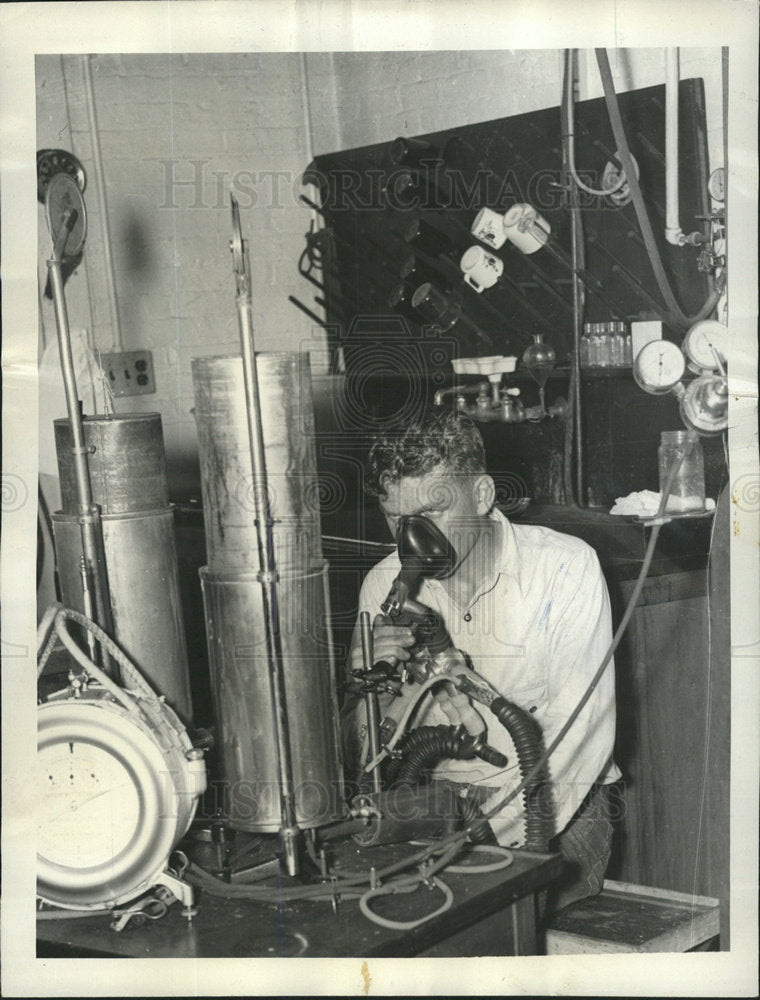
[460, 245, 504, 292]
[503, 203, 551, 254]
[470, 207, 508, 250]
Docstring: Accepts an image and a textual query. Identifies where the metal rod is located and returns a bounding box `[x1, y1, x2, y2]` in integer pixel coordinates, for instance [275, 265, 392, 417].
[83, 54, 122, 350]
[231, 196, 301, 876]
[47, 232, 115, 674]
[360, 611, 382, 795]
[569, 56, 586, 508]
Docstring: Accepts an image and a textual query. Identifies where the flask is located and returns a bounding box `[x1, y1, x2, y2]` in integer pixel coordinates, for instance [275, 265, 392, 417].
[658, 430, 705, 513]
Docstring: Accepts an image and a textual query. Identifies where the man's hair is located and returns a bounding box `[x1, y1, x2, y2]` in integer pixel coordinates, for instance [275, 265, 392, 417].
[365, 410, 486, 498]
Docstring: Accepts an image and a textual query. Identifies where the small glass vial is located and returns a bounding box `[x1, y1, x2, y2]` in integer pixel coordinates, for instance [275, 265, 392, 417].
[658, 430, 705, 513]
[580, 324, 591, 368]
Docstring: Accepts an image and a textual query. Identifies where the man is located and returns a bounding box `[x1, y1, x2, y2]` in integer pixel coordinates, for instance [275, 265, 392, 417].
[343, 409, 620, 911]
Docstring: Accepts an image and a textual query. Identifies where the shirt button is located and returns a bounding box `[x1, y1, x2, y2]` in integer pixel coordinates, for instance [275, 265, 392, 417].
[463, 612, 472, 622]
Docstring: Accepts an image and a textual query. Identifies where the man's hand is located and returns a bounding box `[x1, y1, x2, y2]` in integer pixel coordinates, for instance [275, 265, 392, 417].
[349, 613, 417, 676]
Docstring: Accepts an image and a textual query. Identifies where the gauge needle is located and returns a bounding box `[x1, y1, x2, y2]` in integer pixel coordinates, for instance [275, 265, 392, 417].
[44, 781, 132, 823]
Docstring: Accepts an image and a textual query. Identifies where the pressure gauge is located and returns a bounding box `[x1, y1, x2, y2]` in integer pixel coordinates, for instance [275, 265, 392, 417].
[633, 339, 685, 394]
[683, 319, 728, 372]
[708, 167, 725, 203]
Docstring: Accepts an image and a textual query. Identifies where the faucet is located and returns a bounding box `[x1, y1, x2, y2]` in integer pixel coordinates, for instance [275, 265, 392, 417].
[435, 378, 568, 424]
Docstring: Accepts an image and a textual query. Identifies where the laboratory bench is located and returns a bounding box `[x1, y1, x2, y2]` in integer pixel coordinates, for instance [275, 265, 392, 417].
[36, 843, 563, 959]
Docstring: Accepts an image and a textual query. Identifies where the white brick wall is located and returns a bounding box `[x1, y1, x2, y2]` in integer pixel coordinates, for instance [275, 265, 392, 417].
[37, 47, 723, 497]
[37, 53, 325, 498]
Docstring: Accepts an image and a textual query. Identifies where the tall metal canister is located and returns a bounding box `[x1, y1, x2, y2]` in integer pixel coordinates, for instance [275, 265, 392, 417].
[52, 413, 193, 722]
[192, 353, 345, 831]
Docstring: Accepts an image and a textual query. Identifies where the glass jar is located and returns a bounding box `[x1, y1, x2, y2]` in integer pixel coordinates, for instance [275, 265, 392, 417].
[658, 430, 705, 513]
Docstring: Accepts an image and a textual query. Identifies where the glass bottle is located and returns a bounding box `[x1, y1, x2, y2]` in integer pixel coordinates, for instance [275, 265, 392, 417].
[588, 323, 601, 367]
[580, 323, 591, 368]
[411, 282, 462, 332]
[658, 430, 705, 513]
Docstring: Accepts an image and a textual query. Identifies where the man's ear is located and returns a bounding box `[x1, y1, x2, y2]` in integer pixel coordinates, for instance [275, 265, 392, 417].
[474, 474, 495, 514]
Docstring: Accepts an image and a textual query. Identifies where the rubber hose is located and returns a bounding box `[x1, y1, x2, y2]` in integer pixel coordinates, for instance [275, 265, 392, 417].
[392, 725, 469, 787]
[389, 725, 497, 844]
[595, 48, 720, 328]
[458, 794, 498, 845]
[489, 697, 554, 852]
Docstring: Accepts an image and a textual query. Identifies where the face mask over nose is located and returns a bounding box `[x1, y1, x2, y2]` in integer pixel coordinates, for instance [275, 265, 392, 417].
[388, 514, 458, 610]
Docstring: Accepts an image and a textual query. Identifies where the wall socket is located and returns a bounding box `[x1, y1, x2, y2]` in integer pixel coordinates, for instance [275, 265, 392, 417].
[99, 350, 156, 397]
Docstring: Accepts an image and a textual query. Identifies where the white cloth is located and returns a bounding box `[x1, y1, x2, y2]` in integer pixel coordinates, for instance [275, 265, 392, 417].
[349, 507, 621, 848]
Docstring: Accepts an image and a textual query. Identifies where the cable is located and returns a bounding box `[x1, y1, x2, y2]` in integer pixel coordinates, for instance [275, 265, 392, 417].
[445, 844, 515, 875]
[359, 876, 454, 931]
[50, 607, 159, 701]
[363, 674, 447, 773]
[595, 49, 720, 329]
[52, 612, 139, 714]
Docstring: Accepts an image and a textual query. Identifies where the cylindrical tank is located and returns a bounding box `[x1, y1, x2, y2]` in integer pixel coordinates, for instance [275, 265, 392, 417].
[191, 354, 323, 573]
[52, 411, 192, 721]
[54, 414, 168, 514]
[192, 352, 344, 832]
[200, 563, 344, 831]
[52, 509, 193, 721]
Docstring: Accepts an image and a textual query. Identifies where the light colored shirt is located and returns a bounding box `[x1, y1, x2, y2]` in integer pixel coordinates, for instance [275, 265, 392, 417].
[348, 507, 621, 848]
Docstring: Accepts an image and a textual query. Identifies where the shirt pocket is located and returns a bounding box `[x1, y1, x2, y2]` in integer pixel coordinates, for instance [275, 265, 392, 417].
[506, 680, 548, 722]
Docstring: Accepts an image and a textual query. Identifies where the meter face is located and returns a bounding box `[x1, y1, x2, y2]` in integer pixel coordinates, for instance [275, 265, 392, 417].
[683, 320, 728, 372]
[633, 339, 685, 394]
[37, 741, 140, 869]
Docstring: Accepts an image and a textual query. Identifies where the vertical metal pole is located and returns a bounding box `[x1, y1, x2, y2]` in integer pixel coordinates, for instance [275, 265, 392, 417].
[47, 217, 115, 672]
[231, 198, 301, 876]
[359, 612, 382, 794]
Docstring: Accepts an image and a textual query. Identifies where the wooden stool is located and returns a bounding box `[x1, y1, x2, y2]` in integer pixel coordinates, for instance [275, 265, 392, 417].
[545, 879, 720, 954]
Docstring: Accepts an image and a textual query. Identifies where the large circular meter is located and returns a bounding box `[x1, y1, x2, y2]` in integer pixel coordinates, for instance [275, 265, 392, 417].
[633, 339, 685, 394]
[37, 686, 205, 910]
[683, 320, 728, 372]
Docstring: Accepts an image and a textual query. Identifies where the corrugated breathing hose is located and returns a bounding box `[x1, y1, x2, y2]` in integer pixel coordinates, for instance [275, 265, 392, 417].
[385, 725, 495, 843]
[489, 697, 554, 852]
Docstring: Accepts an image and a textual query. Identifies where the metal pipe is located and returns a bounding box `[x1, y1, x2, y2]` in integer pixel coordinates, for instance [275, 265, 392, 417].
[83, 54, 123, 348]
[664, 48, 683, 246]
[360, 612, 382, 795]
[47, 240, 115, 670]
[566, 49, 586, 508]
[231, 198, 300, 876]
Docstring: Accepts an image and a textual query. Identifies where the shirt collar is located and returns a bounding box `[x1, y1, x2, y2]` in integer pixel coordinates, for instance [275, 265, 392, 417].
[491, 506, 522, 586]
[426, 506, 522, 604]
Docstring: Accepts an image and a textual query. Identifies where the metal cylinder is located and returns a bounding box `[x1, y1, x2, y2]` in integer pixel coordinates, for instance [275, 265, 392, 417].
[52, 508, 193, 721]
[54, 413, 168, 514]
[200, 563, 344, 831]
[191, 354, 323, 573]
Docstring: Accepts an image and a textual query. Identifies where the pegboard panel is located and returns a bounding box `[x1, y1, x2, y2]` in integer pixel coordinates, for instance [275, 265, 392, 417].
[300, 78, 711, 377]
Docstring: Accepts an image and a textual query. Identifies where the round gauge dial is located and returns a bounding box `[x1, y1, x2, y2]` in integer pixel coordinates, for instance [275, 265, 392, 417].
[45, 173, 87, 258]
[708, 167, 725, 203]
[633, 339, 685, 394]
[683, 319, 728, 372]
[37, 148, 86, 204]
[37, 741, 140, 869]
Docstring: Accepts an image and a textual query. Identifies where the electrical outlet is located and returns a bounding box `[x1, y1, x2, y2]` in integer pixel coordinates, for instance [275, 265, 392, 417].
[99, 350, 156, 397]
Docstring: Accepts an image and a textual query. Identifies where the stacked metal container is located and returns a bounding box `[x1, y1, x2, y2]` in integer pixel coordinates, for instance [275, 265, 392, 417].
[191, 353, 344, 833]
[52, 413, 193, 721]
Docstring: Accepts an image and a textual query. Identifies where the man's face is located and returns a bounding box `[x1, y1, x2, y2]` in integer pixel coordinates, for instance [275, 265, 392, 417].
[378, 463, 493, 576]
